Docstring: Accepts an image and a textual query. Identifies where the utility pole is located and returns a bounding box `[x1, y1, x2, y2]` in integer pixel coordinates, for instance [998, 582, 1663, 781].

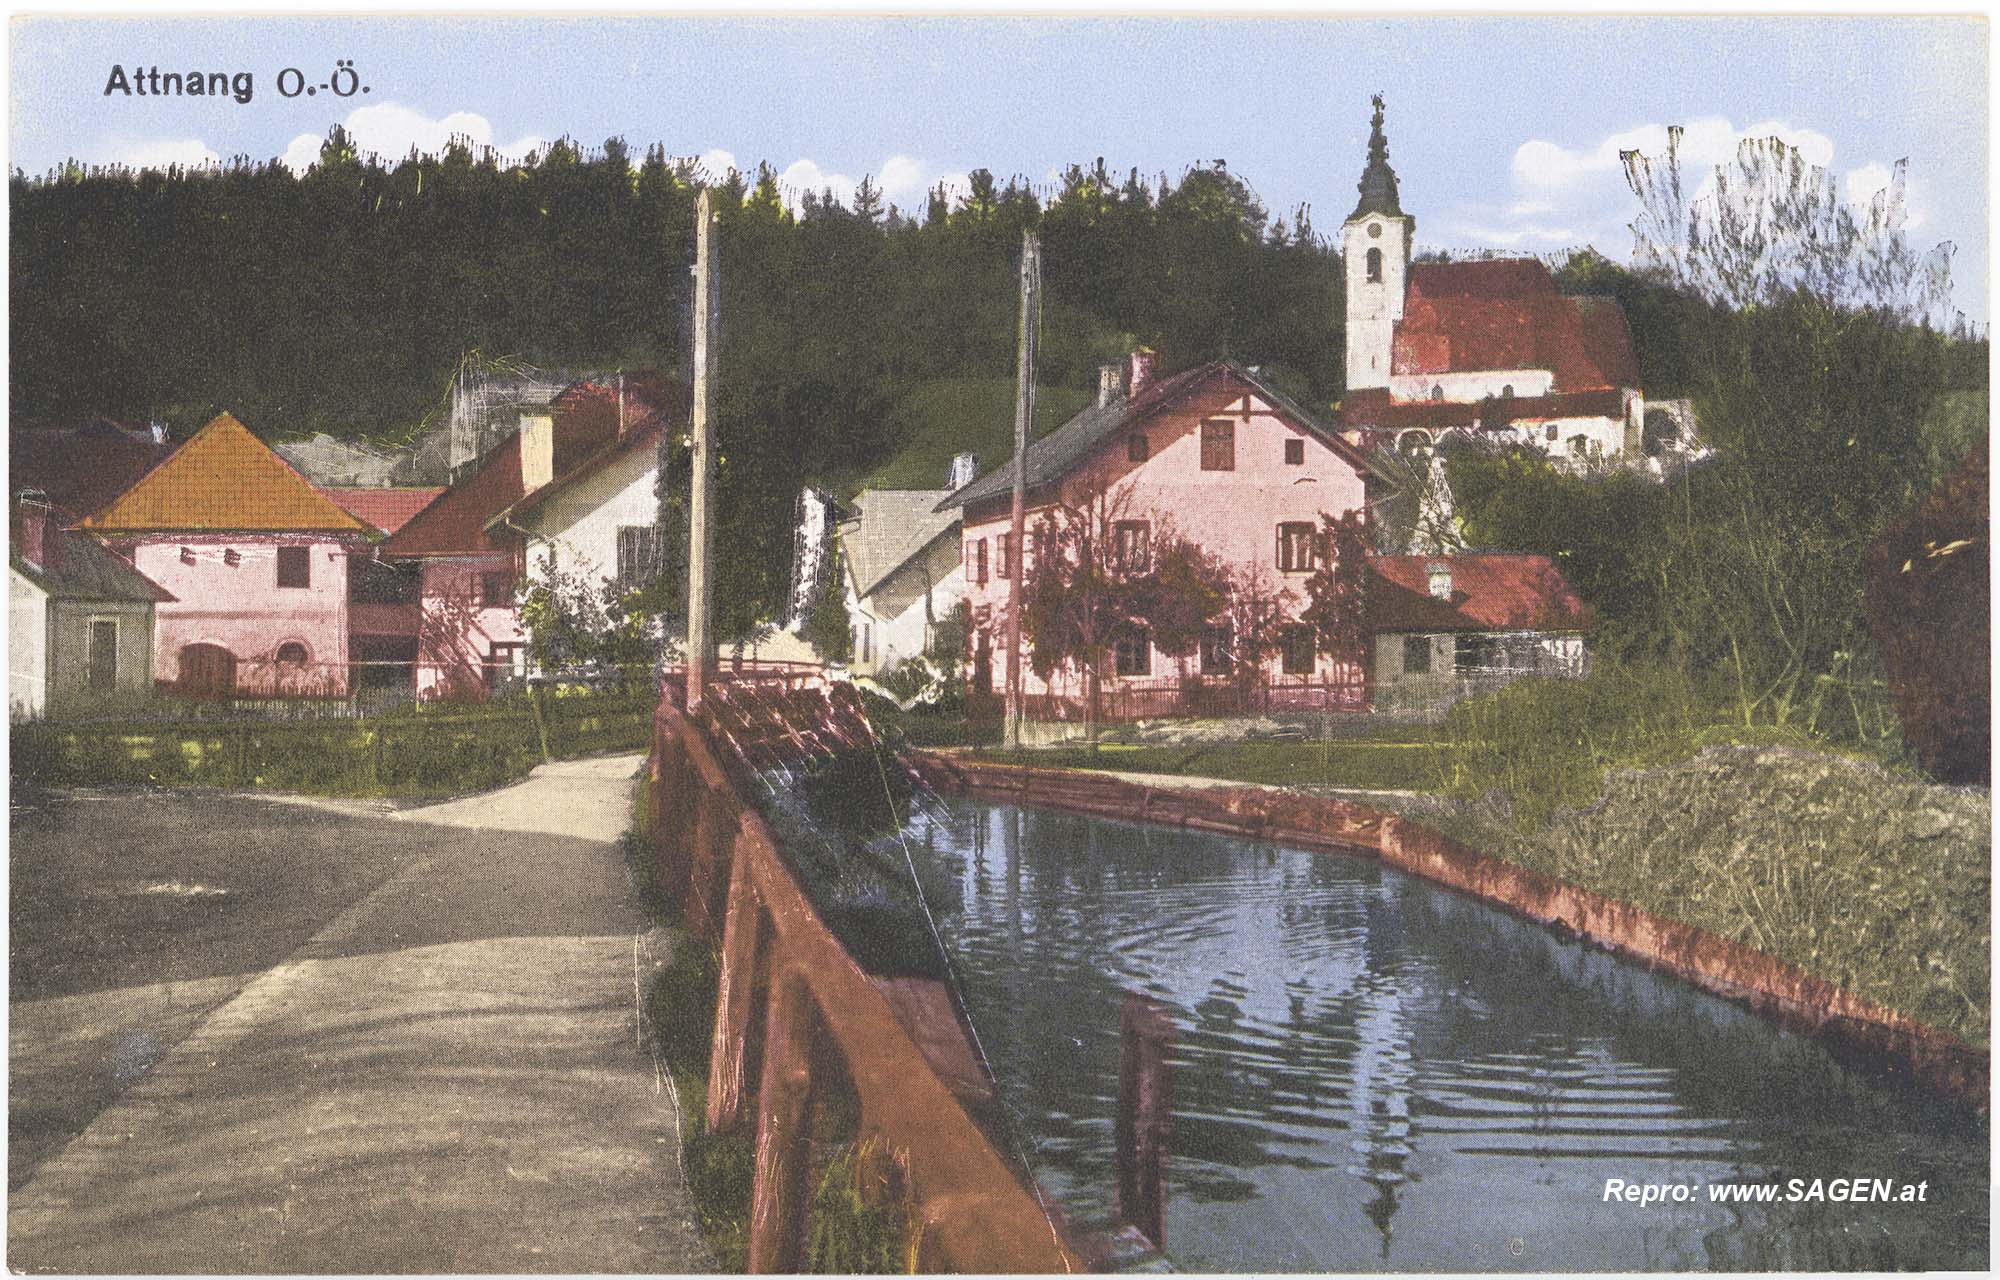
[686, 188, 719, 713]
[1003, 230, 1040, 751]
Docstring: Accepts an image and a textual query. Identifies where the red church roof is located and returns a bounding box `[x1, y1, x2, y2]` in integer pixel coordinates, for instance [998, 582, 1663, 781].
[1368, 553, 1589, 634]
[1391, 259, 1640, 393]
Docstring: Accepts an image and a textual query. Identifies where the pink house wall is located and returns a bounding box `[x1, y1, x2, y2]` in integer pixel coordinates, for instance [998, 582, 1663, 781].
[125, 534, 360, 696]
[959, 382, 1369, 699]
[413, 556, 526, 699]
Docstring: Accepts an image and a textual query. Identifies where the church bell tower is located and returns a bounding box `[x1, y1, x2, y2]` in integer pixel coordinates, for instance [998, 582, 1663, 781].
[1343, 95, 1415, 394]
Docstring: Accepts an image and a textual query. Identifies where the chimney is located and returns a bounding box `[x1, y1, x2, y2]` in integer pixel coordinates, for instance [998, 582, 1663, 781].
[148, 421, 167, 445]
[519, 413, 555, 492]
[947, 452, 979, 490]
[1127, 347, 1156, 399]
[1097, 362, 1126, 407]
[15, 490, 52, 572]
[1427, 560, 1452, 600]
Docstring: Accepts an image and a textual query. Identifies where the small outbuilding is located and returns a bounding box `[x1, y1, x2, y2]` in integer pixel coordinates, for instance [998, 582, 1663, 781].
[1367, 552, 1588, 714]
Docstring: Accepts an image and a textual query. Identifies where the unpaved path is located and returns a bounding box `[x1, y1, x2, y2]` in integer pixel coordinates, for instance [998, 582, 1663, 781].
[8, 755, 712, 1274]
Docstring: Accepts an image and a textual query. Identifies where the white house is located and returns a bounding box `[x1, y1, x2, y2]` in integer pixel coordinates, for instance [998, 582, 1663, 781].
[488, 417, 665, 610]
[838, 489, 964, 676]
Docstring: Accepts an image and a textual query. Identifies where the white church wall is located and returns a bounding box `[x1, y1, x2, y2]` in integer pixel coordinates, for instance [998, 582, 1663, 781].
[1390, 368, 1554, 403]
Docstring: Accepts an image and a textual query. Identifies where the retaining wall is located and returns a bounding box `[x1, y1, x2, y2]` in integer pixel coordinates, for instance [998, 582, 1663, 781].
[911, 751, 1989, 1111]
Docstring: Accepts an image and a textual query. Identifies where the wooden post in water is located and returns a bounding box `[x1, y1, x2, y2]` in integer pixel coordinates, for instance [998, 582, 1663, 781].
[1116, 990, 1173, 1251]
[1002, 231, 1039, 751]
[686, 187, 720, 713]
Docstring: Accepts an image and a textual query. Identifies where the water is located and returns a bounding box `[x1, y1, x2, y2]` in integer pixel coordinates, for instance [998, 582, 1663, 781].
[893, 798, 1988, 1272]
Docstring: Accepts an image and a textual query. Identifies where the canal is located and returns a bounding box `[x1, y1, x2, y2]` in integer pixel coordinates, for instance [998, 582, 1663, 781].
[893, 797, 1987, 1272]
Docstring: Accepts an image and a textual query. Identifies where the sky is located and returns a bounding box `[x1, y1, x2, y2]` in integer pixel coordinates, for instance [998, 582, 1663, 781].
[9, 14, 1990, 321]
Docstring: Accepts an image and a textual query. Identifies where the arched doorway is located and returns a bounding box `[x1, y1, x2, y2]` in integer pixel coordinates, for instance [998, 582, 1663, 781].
[177, 643, 237, 699]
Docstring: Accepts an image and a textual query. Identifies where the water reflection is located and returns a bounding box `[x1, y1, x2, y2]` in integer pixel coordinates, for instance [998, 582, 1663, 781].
[895, 799, 1988, 1272]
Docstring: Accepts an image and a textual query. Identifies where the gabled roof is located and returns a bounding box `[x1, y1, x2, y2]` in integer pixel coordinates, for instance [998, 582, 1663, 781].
[11, 530, 175, 605]
[75, 413, 372, 535]
[321, 487, 447, 536]
[937, 361, 1379, 513]
[484, 420, 667, 532]
[840, 490, 959, 599]
[11, 419, 176, 521]
[378, 435, 523, 559]
[1368, 553, 1588, 634]
[1392, 259, 1640, 392]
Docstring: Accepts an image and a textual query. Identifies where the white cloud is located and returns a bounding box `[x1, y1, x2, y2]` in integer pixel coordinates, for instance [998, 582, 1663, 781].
[1511, 115, 1835, 195]
[102, 137, 219, 172]
[280, 101, 544, 174]
[778, 158, 859, 213]
[771, 153, 971, 216]
[1846, 161, 1927, 230]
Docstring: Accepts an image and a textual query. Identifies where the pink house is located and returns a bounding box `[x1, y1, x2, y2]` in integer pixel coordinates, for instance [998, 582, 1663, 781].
[74, 413, 377, 698]
[937, 355, 1385, 719]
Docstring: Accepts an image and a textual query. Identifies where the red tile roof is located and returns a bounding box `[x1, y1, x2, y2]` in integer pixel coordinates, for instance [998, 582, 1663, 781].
[1392, 259, 1640, 392]
[1368, 553, 1589, 633]
[74, 413, 372, 535]
[378, 436, 524, 559]
[487, 420, 666, 531]
[321, 487, 446, 536]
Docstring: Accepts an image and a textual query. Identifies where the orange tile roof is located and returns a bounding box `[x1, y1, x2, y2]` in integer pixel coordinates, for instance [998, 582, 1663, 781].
[77, 413, 372, 535]
[1369, 553, 1590, 633]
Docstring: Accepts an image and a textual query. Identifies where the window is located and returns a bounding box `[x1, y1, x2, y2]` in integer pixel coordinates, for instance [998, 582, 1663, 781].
[480, 571, 513, 607]
[276, 641, 308, 665]
[1127, 434, 1149, 463]
[996, 532, 1011, 580]
[1429, 384, 1444, 402]
[1281, 625, 1317, 676]
[223, 548, 241, 568]
[1284, 438, 1305, 465]
[616, 525, 661, 591]
[1365, 247, 1383, 282]
[486, 641, 526, 690]
[1200, 420, 1235, 471]
[350, 557, 419, 604]
[179, 546, 195, 565]
[1402, 634, 1432, 675]
[1455, 634, 1500, 673]
[975, 538, 989, 584]
[1276, 522, 1316, 573]
[1111, 520, 1151, 576]
[1200, 624, 1234, 676]
[275, 546, 309, 588]
[1545, 423, 1560, 442]
[1569, 434, 1590, 457]
[88, 619, 118, 691]
[1500, 384, 1515, 399]
[1114, 628, 1152, 677]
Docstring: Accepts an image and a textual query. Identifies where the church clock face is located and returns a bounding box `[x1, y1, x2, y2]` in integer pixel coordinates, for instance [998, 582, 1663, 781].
[1368, 222, 1382, 238]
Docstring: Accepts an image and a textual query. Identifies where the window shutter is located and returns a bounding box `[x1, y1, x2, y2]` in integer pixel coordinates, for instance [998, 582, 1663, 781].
[1275, 525, 1284, 569]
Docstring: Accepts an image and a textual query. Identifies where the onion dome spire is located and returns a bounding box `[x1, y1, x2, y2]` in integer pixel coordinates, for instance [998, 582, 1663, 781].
[1350, 93, 1405, 220]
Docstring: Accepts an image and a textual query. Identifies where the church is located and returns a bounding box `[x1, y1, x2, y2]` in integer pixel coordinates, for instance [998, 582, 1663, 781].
[1336, 97, 1648, 465]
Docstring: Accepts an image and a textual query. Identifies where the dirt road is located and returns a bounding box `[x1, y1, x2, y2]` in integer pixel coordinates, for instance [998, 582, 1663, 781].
[8, 755, 712, 1274]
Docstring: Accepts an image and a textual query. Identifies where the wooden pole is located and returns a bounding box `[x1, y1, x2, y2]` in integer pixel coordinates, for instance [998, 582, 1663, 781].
[686, 188, 719, 713]
[1003, 230, 1040, 751]
[1116, 990, 1173, 1251]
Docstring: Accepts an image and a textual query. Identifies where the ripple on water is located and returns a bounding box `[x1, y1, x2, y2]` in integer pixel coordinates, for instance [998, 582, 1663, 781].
[905, 798, 1988, 1272]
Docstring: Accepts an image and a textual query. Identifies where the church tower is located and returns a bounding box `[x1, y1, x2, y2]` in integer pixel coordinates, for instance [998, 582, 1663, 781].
[1343, 95, 1415, 393]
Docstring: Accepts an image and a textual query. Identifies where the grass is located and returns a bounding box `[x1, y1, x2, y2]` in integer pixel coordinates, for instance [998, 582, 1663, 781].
[833, 378, 1090, 498]
[971, 738, 1447, 791]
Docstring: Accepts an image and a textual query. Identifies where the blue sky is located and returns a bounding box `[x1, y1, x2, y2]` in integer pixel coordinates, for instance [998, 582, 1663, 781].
[10, 14, 1990, 320]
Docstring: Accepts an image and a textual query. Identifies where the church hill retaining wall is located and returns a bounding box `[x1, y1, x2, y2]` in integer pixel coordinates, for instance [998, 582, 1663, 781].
[907, 751, 1989, 1112]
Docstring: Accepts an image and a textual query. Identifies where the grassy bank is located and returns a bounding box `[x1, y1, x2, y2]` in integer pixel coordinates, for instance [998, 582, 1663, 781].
[969, 737, 1446, 791]
[11, 691, 654, 800]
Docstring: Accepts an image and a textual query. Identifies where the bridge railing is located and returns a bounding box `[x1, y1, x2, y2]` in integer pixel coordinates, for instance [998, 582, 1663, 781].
[648, 684, 1085, 1273]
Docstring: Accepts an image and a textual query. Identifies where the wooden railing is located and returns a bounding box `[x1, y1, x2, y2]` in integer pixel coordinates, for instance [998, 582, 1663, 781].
[648, 685, 1085, 1273]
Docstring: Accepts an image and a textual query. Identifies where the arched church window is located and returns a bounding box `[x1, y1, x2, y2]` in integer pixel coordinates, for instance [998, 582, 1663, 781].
[1545, 423, 1559, 442]
[1501, 384, 1514, 399]
[1429, 384, 1443, 401]
[1366, 247, 1382, 282]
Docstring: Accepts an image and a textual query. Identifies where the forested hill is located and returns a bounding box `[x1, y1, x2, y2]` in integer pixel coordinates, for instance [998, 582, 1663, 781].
[9, 133, 1344, 473]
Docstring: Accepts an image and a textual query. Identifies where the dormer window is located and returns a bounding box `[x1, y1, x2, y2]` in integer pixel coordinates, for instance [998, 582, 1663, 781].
[1366, 247, 1383, 282]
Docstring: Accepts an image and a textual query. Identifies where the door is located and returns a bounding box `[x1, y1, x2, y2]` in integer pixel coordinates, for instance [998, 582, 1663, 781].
[177, 643, 237, 699]
[87, 620, 118, 691]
